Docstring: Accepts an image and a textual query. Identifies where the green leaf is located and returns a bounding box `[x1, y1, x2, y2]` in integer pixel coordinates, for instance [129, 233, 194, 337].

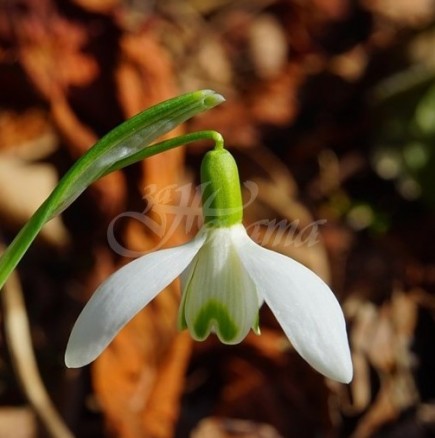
[0, 90, 224, 290]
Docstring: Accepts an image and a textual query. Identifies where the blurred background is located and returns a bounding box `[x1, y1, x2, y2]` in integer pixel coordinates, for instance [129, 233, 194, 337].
[1, 0, 435, 436]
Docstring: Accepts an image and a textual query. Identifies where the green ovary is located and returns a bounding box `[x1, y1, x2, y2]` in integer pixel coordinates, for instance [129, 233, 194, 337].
[192, 299, 239, 343]
[200, 148, 243, 227]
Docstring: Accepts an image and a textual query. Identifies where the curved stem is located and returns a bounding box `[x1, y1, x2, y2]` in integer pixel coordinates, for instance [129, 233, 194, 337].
[103, 130, 224, 174]
[0, 130, 223, 290]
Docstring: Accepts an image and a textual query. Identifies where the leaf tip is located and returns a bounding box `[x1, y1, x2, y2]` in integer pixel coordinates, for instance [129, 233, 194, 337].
[199, 89, 226, 109]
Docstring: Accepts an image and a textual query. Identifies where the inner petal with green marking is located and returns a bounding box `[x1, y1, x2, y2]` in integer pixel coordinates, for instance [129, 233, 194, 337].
[178, 226, 260, 344]
[193, 299, 239, 342]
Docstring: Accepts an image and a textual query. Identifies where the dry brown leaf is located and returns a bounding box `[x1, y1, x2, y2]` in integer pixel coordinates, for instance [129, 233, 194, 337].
[0, 156, 69, 246]
[17, 10, 98, 99]
[92, 29, 190, 438]
[342, 291, 420, 435]
[0, 110, 56, 158]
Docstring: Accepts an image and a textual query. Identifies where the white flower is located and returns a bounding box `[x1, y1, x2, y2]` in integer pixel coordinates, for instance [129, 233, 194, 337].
[65, 222, 353, 383]
[65, 145, 353, 383]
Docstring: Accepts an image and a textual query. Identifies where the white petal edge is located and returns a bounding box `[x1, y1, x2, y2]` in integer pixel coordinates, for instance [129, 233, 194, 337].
[233, 226, 353, 383]
[65, 231, 206, 368]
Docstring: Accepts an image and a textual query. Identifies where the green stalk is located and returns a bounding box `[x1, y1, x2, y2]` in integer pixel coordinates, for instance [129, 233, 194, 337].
[103, 130, 224, 174]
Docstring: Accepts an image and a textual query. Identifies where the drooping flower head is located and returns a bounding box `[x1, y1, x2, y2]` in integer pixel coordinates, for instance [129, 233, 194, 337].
[178, 147, 261, 344]
[65, 144, 353, 383]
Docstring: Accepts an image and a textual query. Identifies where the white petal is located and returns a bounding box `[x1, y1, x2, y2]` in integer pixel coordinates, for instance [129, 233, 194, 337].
[234, 228, 353, 383]
[182, 227, 259, 344]
[65, 231, 206, 368]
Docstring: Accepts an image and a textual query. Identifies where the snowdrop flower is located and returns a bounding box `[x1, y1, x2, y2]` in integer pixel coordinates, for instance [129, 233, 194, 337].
[65, 146, 353, 383]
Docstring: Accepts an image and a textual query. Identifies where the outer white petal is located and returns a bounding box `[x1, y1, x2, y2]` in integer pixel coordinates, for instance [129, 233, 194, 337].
[233, 227, 353, 383]
[65, 231, 206, 368]
[182, 227, 259, 344]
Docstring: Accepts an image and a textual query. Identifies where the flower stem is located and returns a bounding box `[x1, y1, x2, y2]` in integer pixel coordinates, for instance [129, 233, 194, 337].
[0, 130, 223, 290]
[103, 130, 225, 174]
